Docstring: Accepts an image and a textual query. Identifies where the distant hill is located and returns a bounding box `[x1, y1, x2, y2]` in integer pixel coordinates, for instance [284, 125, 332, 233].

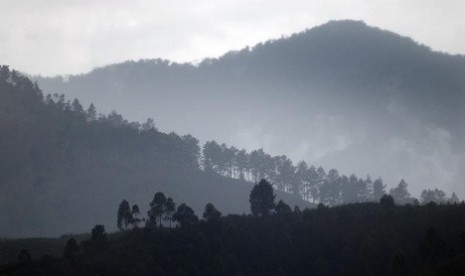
[0, 66, 309, 238]
[35, 20, 465, 196]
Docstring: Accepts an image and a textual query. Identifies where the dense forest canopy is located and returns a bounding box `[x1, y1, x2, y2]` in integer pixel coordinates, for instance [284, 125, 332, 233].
[35, 20, 465, 197]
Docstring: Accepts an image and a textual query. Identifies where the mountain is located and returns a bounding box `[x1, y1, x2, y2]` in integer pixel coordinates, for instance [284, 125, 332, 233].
[35, 20, 465, 197]
[0, 66, 309, 238]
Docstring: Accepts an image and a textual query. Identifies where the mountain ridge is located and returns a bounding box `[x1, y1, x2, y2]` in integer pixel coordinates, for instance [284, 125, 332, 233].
[46, 20, 463, 79]
[34, 20, 465, 197]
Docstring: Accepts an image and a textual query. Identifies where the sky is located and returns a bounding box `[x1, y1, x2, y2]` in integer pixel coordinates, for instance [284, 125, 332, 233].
[1, 0, 465, 76]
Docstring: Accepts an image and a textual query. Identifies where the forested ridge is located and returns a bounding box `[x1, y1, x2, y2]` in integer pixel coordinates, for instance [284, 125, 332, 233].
[2, 180, 465, 275]
[0, 65, 206, 237]
[0, 65, 313, 238]
[0, 65, 460, 237]
[202, 141, 460, 206]
[35, 20, 465, 197]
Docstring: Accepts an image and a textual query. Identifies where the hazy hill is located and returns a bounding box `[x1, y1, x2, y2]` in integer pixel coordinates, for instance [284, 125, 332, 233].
[0, 66, 309, 238]
[35, 20, 465, 196]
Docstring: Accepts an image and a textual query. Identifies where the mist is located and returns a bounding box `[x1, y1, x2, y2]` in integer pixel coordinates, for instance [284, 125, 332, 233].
[36, 21, 465, 197]
[2, 3, 465, 273]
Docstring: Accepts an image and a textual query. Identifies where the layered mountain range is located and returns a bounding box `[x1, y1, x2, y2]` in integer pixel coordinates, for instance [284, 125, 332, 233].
[36, 20, 465, 196]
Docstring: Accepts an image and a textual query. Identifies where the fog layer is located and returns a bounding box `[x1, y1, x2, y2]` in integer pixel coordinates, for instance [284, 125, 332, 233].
[36, 20, 465, 196]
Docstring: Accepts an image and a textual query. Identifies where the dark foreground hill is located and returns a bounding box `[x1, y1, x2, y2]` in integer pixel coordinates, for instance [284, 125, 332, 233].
[0, 66, 309, 237]
[35, 20, 465, 196]
[2, 201, 465, 276]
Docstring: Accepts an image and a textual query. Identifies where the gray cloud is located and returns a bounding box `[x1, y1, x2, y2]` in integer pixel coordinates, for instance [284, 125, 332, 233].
[2, 0, 465, 75]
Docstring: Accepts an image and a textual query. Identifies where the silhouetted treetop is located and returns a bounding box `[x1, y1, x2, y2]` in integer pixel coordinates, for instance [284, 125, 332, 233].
[250, 179, 276, 216]
[203, 203, 222, 222]
[173, 203, 198, 228]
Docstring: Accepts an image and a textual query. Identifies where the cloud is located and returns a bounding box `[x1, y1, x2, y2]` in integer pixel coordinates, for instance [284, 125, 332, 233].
[1, 1, 464, 75]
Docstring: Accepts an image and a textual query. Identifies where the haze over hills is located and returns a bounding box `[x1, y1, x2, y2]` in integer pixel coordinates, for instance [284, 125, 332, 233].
[1, 65, 318, 238]
[2, 61, 456, 239]
[36, 20, 465, 196]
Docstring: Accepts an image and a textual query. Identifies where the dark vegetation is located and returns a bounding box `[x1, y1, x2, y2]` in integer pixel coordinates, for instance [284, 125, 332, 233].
[2, 180, 465, 275]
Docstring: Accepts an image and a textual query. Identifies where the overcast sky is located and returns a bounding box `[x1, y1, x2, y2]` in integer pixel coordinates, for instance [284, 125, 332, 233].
[2, 0, 465, 76]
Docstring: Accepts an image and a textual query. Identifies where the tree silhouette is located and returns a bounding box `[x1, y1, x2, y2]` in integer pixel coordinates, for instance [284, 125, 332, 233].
[131, 204, 141, 228]
[449, 192, 460, 204]
[341, 175, 359, 204]
[320, 169, 340, 206]
[164, 197, 176, 228]
[235, 149, 249, 180]
[148, 192, 167, 228]
[380, 194, 395, 208]
[275, 155, 295, 193]
[91, 224, 107, 249]
[359, 175, 371, 202]
[372, 178, 386, 202]
[117, 200, 132, 230]
[420, 188, 447, 204]
[199, 140, 440, 209]
[390, 179, 412, 205]
[249, 179, 276, 216]
[173, 203, 198, 228]
[275, 200, 292, 216]
[249, 150, 262, 182]
[308, 166, 320, 203]
[203, 203, 222, 222]
[296, 161, 309, 200]
[141, 118, 156, 131]
[202, 140, 221, 172]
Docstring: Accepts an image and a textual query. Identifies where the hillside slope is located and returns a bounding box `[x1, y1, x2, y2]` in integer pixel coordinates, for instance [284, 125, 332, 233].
[35, 20, 465, 196]
[0, 66, 308, 237]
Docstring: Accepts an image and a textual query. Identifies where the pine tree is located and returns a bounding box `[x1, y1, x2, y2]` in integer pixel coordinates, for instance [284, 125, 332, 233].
[249, 179, 276, 216]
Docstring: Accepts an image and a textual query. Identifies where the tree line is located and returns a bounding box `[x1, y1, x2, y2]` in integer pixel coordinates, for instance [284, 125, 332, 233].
[101, 181, 465, 275]
[115, 179, 283, 232]
[117, 192, 222, 231]
[11, 179, 465, 275]
[0, 65, 460, 237]
[202, 141, 460, 206]
[0, 65, 206, 235]
[1, 64, 457, 210]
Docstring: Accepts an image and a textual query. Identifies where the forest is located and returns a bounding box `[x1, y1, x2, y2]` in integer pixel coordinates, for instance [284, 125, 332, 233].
[1, 65, 464, 275]
[2, 2, 465, 274]
[35, 20, 465, 198]
[0, 65, 460, 238]
[202, 141, 460, 206]
[2, 180, 465, 275]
